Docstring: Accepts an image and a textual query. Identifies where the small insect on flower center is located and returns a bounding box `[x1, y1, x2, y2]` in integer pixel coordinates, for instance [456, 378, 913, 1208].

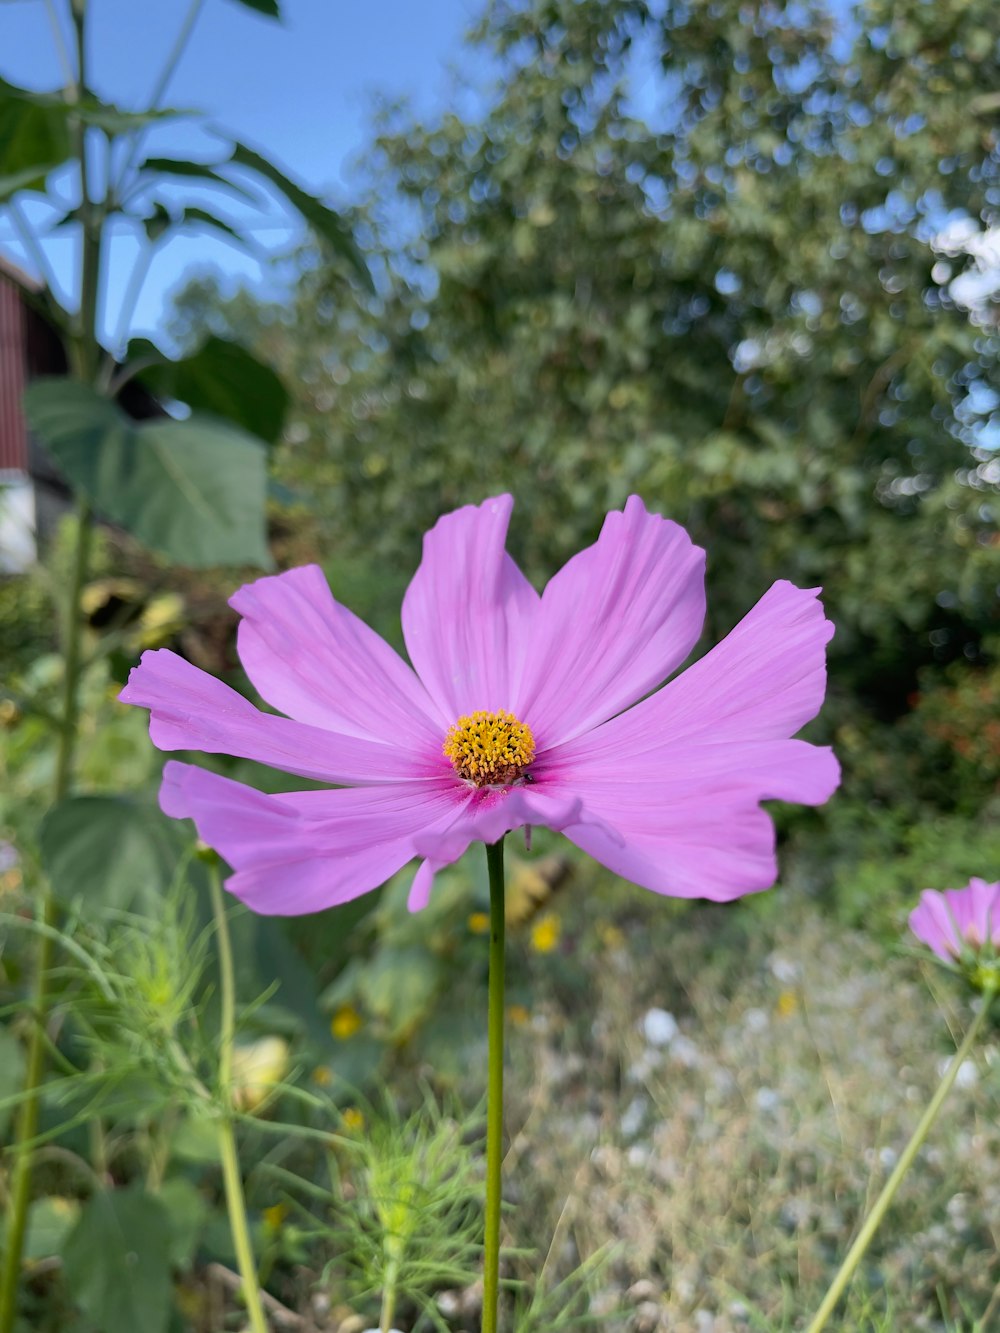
[443, 710, 536, 788]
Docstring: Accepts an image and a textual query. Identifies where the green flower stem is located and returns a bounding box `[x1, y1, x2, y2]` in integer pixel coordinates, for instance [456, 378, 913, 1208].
[483, 837, 506, 1333]
[379, 1259, 399, 1333]
[210, 865, 268, 1333]
[806, 988, 996, 1333]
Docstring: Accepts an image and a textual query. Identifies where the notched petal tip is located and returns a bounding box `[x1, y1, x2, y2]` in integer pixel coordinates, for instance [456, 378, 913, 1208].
[117, 647, 171, 703]
[227, 562, 327, 616]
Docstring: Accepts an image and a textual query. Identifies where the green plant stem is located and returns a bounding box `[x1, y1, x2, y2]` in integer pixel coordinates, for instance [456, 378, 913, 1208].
[2, 12, 108, 1327]
[42, 0, 75, 86]
[0, 501, 93, 1333]
[483, 837, 506, 1333]
[379, 1262, 398, 1333]
[210, 866, 268, 1333]
[806, 989, 996, 1333]
[6, 197, 61, 296]
[112, 0, 205, 201]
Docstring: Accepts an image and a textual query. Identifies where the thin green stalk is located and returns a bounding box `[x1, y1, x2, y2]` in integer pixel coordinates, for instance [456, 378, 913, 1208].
[210, 866, 268, 1333]
[483, 837, 506, 1333]
[806, 990, 996, 1333]
[379, 1261, 398, 1333]
[112, 0, 205, 201]
[42, 0, 75, 87]
[0, 503, 93, 1333]
[109, 242, 155, 361]
[0, 13, 102, 1326]
[6, 197, 62, 296]
[55, 506, 93, 793]
[148, 0, 206, 113]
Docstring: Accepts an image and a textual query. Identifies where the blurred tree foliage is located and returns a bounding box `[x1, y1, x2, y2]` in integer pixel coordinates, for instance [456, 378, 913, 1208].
[173, 0, 1000, 904]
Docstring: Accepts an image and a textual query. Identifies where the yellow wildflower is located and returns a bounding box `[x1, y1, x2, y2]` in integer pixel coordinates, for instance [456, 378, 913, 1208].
[330, 1004, 363, 1040]
[530, 912, 561, 954]
[775, 990, 798, 1018]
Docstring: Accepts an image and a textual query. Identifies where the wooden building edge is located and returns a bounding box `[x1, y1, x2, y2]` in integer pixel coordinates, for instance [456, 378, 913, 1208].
[0, 253, 161, 573]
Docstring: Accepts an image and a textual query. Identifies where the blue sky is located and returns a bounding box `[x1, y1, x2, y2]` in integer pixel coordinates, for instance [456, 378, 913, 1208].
[0, 0, 484, 345]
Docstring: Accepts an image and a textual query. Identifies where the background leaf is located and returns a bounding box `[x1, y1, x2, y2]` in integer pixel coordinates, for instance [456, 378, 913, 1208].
[61, 1187, 173, 1333]
[24, 378, 271, 568]
[39, 795, 185, 914]
[0, 76, 72, 193]
[158, 1178, 209, 1270]
[23, 1198, 81, 1264]
[136, 154, 259, 203]
[135, 336, 289, 445]
[226, 0, 281, 17]
[229, 140, 372, 288]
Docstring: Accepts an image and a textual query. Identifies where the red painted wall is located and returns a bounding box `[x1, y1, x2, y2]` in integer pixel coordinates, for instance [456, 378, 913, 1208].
[0, 277, 28, 473]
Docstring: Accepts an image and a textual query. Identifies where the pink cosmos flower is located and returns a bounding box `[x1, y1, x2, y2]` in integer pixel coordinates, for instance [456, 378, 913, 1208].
[119, 495, 840, 915]
[909, 879, 1000, 962]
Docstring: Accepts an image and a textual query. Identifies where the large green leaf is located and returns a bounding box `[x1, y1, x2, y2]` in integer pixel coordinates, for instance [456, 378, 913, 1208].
[0, 76, 72, 193]
[24, 378, 271, 568]
[229, 140, 373, 289]
[0, 81, 181, 192]
[23, 1197, 81, 1263]
[74, 99, 188, 134]
[158, 1178, 209, 1269]
[61, 1187, 172, 1333]
[135, 336, 289, 445]
[39, 795, 183, 914]
[358, 945, 442, 1044]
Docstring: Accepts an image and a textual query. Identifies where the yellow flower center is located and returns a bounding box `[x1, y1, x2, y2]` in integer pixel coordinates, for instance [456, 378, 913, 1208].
[443, 710, 536, 787]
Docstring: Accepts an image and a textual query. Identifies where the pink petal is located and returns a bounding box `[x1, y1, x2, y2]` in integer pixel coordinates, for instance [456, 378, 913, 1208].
[406, 784, 612, 913]
[966, 878, 1000, 945]
[909, 891, 964, 960]
[516, 497, 706, 746]
[121, 649, 441, 785]
[231, 565, 442, 744]
[160, 761, 463, 915]
[564, 792, 780, 902]
[536, 737, 838, 902]
[529, 578, 838, 902]
[556, 580, 834, 761]
[401, 495, 539, 719]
